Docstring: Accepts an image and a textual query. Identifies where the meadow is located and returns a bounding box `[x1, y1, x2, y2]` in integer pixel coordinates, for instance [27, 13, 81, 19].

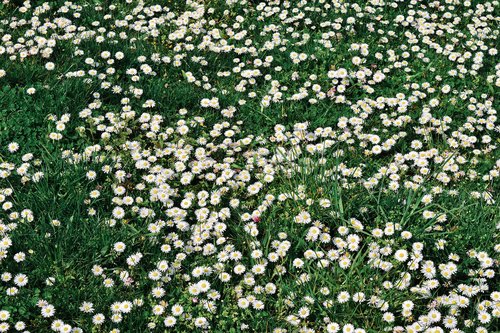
[0, 0, 499, 332]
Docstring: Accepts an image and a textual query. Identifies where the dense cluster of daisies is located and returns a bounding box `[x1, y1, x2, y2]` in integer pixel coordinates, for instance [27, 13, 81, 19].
[0, 0, 498, 332]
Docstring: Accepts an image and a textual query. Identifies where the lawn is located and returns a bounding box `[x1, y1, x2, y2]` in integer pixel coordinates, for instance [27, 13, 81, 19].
[0, 0, 498, 332]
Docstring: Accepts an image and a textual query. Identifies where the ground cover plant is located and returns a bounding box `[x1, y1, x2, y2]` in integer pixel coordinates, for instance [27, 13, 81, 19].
[0, 0, 499, 332]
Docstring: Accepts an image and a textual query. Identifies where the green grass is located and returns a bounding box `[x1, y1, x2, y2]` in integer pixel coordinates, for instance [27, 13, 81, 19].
[0, 0, 498, 332]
